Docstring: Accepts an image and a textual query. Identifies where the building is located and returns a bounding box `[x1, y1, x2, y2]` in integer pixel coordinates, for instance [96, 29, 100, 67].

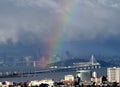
[64, 75, 74, 81]
[62, 75, 74, 85]
[92, 71, 97, 78]
[91, 77, 102, 85]
[76, 70, 91, 82]
[107, 67, 120, 82]
[28, 79, 54, 87]
[91, 71, 102, 85]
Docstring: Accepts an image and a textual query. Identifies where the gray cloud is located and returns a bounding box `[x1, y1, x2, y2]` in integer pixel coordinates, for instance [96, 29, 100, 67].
[0, 0, 120, 44]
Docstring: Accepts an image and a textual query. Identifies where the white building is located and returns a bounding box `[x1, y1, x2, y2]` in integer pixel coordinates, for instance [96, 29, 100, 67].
[28, 79, 54, 87]
[107, 67, 120, 82]
[64, 75, 74, 81]
[92, 71, 97, 78]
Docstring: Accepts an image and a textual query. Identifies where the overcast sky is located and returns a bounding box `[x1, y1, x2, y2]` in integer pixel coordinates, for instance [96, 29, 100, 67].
[0, 0, 120, 44]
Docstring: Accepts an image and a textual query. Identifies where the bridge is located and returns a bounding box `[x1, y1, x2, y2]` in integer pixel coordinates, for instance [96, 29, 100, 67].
[0, 55, 101, 77]
[73, 55, 101, 69]
[89, 55, 100, 66]
[0, 55, 101, 70]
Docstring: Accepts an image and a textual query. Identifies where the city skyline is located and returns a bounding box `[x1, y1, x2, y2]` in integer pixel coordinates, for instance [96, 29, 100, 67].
[0, 0, 120, 58]
[1, 1, 120, 85]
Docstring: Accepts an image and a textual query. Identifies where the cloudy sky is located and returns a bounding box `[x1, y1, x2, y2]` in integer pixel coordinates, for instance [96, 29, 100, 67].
[0, 0, 120, 44]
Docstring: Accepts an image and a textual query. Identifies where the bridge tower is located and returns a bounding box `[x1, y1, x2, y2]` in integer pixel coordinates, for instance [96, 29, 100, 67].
[89, 55, 100, 65]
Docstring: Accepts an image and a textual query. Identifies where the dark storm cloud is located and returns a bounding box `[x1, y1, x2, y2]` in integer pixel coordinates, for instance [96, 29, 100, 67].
[0, 0, 120, 44]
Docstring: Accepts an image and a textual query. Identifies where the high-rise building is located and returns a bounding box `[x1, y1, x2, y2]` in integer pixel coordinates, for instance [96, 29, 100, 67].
[76, 70, 91, 82]
[107, 67, 120, 82]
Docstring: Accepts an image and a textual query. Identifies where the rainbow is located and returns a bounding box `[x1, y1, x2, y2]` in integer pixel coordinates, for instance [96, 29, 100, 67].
[38, 0, 80, 68]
